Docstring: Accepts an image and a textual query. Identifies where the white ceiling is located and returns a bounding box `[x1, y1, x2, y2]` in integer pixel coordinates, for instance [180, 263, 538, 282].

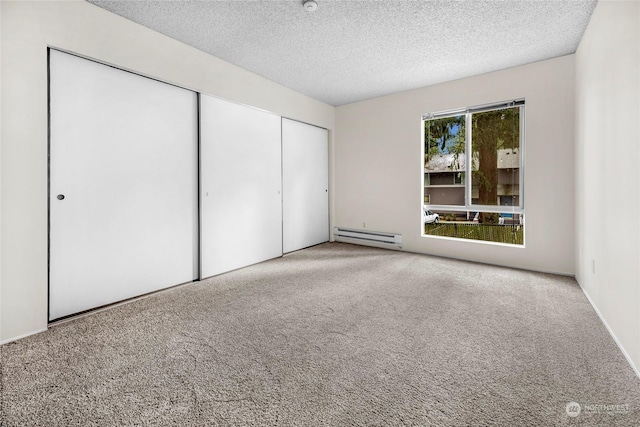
[87, 0, 597, 106]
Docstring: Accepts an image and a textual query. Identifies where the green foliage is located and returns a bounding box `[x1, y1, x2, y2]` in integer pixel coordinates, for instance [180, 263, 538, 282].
[424, 222, 523, 245]
[471, 107, 519, 206]
[481, 212, 500, 224]
[471, 108, 520, 157]
[424, 107, 520, 209]
[424, 115, 465, 162]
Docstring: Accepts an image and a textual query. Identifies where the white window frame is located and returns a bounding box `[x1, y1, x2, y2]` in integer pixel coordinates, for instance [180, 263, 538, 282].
[422, 99, 525, 215]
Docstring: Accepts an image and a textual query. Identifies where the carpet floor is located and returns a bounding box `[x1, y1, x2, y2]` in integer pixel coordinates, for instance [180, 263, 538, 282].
[1, 242, 639, 426]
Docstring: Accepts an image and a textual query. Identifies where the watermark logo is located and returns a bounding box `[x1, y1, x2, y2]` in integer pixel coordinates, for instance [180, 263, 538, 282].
[566, 401, 629, 417]
[566, 401, 581, 417]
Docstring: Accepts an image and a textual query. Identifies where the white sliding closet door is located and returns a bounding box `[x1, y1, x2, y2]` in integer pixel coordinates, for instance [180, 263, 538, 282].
[200, 95, 282, 278]
[282, 118, 329, 253]
[49, 50, 198, 320]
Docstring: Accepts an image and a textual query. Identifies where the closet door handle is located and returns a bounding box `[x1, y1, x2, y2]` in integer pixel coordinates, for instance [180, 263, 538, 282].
[57, 194, 65, 200]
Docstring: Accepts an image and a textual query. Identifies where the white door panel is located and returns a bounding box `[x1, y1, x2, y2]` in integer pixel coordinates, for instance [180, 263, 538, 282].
[282, 118, 329, 253]
[49, 50, 198, 320]
[200, 95, 282, 278]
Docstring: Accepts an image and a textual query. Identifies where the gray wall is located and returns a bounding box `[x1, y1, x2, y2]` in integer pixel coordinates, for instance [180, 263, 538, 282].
[575, 0, 640, 376]
[335, 56, 575, 274]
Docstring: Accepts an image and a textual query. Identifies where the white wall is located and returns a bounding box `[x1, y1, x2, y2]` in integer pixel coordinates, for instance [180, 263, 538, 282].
[575, 0, 640, 375]
[335, 56, 575, 274]
[0, 0, 334, 343]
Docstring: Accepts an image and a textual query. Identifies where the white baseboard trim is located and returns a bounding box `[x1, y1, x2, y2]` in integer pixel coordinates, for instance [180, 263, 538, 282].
[578, 283, 640, 381]
[0, 327, 48, 346]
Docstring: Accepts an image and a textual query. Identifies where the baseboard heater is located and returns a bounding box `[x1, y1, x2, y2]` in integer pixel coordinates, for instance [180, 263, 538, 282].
[333, 227, 402, 248]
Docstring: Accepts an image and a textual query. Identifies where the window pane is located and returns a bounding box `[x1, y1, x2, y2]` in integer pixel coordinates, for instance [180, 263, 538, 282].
[421, 102, 524, 246]
[471, 107, 520, 219]
[424, 209, 524, 245]
[424, 115, 466, 206]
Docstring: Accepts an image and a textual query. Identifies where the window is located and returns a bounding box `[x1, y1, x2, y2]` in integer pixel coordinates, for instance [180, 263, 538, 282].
[422, 100, 525, 245]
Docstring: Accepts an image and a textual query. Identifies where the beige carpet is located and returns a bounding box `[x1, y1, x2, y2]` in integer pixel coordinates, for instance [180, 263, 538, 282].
[1, 242, 639, 426]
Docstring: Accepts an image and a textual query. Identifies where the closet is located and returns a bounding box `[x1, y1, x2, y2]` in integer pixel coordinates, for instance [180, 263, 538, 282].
[49, 50, 199, 320]
[282, 118, 329, 253]
[49, 50, 328, 321]
[199, 95, 282, 278]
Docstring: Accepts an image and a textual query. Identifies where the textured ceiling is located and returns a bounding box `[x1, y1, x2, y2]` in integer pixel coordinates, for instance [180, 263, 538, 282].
[87, 0, 597, 106]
